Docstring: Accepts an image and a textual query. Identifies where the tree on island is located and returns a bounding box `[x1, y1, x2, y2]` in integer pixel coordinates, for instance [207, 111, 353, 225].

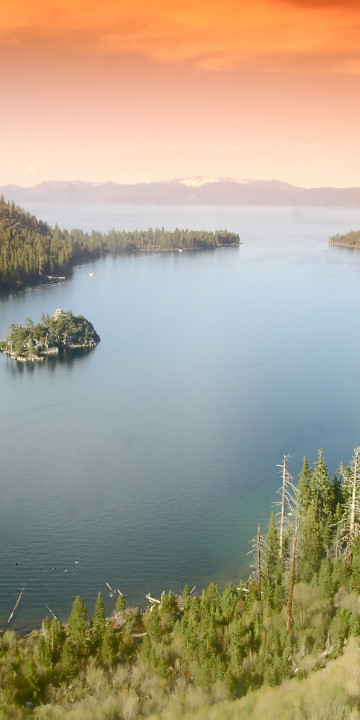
[0, 309, 100, 361]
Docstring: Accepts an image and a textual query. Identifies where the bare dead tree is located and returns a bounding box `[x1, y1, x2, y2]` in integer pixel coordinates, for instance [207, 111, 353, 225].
[248, 525, 267, 593]
[330, 448, 360, 565]
[339, 447, 360, 566]
[275, 455, 296, 564]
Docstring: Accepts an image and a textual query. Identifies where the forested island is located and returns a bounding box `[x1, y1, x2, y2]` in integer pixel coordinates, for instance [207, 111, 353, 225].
[0, 309, 100, 361]
[0, 196, 240, 290]
[329, 229, 360, 248]
[1, 448, 360, 719]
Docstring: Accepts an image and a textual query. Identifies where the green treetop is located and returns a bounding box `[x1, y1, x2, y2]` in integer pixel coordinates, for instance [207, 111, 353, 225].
[92, 591, 106, 644]
[67, 595, 88, 647]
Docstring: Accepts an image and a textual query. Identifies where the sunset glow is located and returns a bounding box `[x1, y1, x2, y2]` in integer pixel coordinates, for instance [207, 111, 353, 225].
[1, 0, 360, 187]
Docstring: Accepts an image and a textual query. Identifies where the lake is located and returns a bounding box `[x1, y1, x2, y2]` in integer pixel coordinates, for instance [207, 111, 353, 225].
[1, 204, 360, 631]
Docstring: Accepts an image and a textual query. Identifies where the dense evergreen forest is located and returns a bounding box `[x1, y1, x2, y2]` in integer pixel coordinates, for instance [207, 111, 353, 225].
[0, 310, 100, 361]
[329, 229, 360, 247]
[1, 448, 360, 719]
[0, 197, 240, 289]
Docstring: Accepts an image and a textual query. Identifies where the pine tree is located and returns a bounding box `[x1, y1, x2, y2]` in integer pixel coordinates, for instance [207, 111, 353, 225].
[115, 593, 126, 612]
[332, 472, 344, 510]
[36, 635, 46, 668]
[220, 584, 239, 623]
[37, 634, 53, 671]
[42, 615, 51, 641]
[263, 513, 281, 580]
[256, 523, 262, 600]
[318, 558, 334, 598]
[67, 595, 88, 648]
[286, 526, 298, 631]
[145, 605, 163, 643]
[349, 611, 360, 637]
[23, 658, 40, 701]
[296, 456, 312, 517]
[61, 638, 78, 681]
[101, 622, 117, 666]
[310, 449, 333, 522]
[350, 535, 360, 592]
[329, 609, 351, 656]
[262, 513, 283, 606]
[300, 498, 323, 581]
[159, 591, 178, 633]
[50, 617, 65, 661]
[332, 555, 349, 591]
[92, 591, 106, 644]
[331, 503, 344, 560]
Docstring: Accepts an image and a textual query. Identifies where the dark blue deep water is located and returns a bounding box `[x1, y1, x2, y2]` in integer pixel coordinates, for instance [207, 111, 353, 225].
[1, 204, 360, 630]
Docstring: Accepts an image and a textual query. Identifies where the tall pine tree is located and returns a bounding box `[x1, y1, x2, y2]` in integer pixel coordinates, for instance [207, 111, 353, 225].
[67, 595, 88, 650]
[92, 591, 106, 645]
[300, 498, 323, 581]
[296, 456, 312, 518]
[262, 513, 283, 607]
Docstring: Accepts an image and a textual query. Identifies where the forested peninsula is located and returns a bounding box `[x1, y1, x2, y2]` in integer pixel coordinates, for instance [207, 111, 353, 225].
[2, 448, 360, 719]
[329, 229, 360, 248]
[0, 309, 100, 362]
[0, 196, 240, 290]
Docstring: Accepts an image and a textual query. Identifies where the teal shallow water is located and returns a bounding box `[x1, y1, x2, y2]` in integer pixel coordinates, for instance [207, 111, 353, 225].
[1, 205, 360, 630]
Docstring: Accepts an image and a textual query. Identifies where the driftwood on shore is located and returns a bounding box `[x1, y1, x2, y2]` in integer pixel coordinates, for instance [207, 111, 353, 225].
[145, 593, 161, 605]
[8, 584, 26, 624]
[45, 604, 59, 620]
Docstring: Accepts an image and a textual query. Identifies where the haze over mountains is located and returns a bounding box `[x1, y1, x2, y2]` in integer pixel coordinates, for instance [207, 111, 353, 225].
[2, 178, 360, 206]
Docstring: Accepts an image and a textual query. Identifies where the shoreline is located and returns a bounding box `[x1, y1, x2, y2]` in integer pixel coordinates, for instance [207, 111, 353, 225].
[0, 243, 241, 294]
[328, 241, 360, 249]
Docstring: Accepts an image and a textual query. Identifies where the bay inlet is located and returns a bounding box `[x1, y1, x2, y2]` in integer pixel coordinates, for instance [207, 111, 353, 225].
[1, 204, 360, 630]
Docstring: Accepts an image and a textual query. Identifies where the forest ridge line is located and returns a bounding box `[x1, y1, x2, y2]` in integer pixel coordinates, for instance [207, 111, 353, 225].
[0, 196, 239, 291]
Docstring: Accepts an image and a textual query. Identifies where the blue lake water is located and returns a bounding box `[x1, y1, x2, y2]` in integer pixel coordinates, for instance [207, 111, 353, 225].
[1, 204, 360, 631]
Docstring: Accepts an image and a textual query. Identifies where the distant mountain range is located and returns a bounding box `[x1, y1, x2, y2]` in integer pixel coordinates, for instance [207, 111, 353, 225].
[2, 178, 360, 206]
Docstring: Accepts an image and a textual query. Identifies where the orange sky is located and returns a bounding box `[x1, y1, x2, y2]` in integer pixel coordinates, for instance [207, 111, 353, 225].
[1, 0, 360, 187]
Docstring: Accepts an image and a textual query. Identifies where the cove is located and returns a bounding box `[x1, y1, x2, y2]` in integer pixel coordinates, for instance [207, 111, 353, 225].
[1, 204, 360, 631]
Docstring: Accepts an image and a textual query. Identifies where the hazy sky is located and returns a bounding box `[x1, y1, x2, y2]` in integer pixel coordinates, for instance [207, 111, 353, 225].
[1, 0, 360, 187]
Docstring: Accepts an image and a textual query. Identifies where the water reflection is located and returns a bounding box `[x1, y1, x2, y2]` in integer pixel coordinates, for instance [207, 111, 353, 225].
[45, 347, 97, 371]
[2, 347, 97, 374]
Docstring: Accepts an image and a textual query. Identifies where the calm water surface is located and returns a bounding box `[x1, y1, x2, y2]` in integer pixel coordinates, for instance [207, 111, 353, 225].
[1, 205, 360, 630]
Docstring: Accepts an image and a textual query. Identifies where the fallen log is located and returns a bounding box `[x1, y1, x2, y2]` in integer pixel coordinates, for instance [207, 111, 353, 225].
[8, 584, 26, 623]
[45, 604, 59, 620]
[145, 593, 161, 605]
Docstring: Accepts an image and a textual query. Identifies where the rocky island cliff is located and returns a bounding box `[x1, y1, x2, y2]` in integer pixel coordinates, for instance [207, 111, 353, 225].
[0, 309, 100, 362]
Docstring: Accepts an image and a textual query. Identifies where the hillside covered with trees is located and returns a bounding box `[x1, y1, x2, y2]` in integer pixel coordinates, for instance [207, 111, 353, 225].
[0, 196, 240, 290]
[1, 448, 360, 719]
[329, 229, 360, 247]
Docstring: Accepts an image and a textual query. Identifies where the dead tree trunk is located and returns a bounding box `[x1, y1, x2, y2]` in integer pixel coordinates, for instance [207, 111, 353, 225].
[7, 584, 26, 624]
[279, 455, 289, 563]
